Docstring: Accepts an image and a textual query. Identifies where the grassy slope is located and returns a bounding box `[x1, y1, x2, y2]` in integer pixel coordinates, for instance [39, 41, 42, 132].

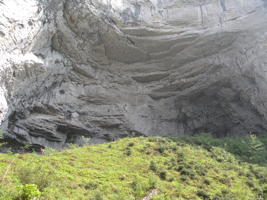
[0, 137, 267, 200]
[175, 133, 267, 165]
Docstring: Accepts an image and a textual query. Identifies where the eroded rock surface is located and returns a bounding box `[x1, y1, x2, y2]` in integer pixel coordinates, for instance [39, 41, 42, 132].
[1, 0, 267, 148]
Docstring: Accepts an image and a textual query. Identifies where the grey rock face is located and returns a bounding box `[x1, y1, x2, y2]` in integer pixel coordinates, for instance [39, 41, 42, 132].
[1, 0, 267, 148]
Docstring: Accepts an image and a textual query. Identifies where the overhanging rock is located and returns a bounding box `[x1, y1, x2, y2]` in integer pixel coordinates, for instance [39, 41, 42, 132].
[0, 0, 267, 148]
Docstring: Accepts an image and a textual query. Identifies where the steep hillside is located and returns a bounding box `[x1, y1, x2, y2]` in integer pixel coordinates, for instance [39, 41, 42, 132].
[0, 137, 267, 200]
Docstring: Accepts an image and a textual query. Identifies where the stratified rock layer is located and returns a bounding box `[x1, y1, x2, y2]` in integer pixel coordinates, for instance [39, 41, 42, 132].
[1, 0, 267, 148]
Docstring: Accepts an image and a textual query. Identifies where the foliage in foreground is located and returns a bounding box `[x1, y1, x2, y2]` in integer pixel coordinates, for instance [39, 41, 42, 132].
[0, 137, 267, 200]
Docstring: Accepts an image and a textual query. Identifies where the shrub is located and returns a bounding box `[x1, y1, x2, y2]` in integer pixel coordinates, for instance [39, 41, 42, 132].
[0, 130, 5, 148]
[159, 170, 167, 180]
[15, 163, 55, 191]
[167, 158, 176, 169]
[91, 192, 105, 200]
[180, 177, 187, 182]
[167, 176, 174, 182]
[171, 146, 177, 152]
[148, 176, 158, 189]
[204, 179, 211, 185]
[246, 180, 255, 188]
[196, 190, 210, 199]
[156, 144, 167, 154]
[178, 165, 195, 178]
[131, 180, 143, 198]
[149, 161, 158, 172]
[84, 182, 98, 190]
[180, 168, 190, 176]
[18, 184, 41, 200]
[125, 148, 132, 156]
[128, 142, 135, 147]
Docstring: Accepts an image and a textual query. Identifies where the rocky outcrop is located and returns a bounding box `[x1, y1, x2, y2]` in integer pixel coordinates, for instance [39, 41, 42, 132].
[1, 0, 267, 148]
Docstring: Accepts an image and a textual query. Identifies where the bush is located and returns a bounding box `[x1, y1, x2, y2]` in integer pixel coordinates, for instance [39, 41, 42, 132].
[159, 170, 167, 180]
[84, 182, 98, 190]
[15, 163, 55, 191]
[124, 148, 132, 156]
[128, 142, 135, 147]
[246, 180, 255, 188]
[180, 177, 187, 182]
[156, 144, 167, 154]
[18, 184, 41, 200]
[131, 180, 143, 198]
[196, 190, 210, 199]
[90, 192, 105, 200]
[148, 176, 158, 189]
[204, 179, 211, 185]
[149, 161, 158, 172]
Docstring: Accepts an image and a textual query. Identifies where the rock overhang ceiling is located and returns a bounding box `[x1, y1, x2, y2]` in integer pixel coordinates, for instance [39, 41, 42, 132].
[0, 0, 267, 148]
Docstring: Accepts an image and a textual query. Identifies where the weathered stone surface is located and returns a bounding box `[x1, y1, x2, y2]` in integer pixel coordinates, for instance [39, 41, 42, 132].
[0, 0, 267, 148]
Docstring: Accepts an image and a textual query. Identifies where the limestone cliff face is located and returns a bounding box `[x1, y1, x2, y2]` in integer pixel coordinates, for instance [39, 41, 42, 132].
[0, 0, 267, 148]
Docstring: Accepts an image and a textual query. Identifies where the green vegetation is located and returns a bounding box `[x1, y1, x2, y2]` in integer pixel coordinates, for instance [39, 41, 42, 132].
[0, 136, 267, 199]
[0, 130, 6, 149]
[173, 133, 267, 165]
